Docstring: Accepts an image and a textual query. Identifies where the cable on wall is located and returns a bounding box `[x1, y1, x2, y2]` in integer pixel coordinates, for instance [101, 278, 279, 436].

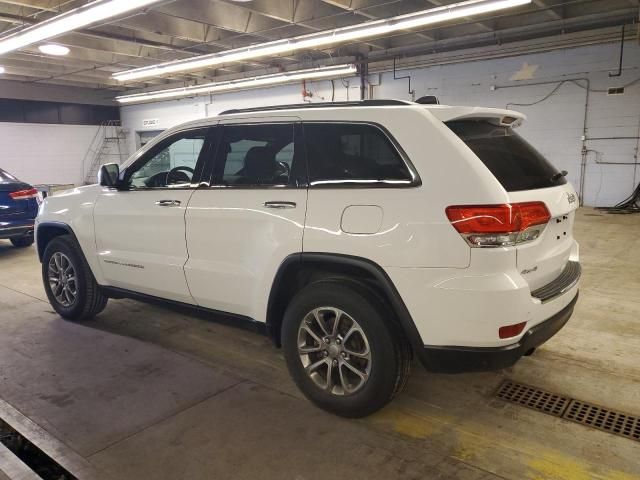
[393, 57, 415, 100]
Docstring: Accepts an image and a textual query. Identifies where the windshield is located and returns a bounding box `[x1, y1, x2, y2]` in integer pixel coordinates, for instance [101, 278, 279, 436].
[447, 120, 567, 192]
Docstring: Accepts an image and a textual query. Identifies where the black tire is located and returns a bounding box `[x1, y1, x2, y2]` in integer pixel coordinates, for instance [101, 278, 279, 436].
[11, 235, 34, 248]
[42, 235, 107, 320]
[282, 280, 411, 418]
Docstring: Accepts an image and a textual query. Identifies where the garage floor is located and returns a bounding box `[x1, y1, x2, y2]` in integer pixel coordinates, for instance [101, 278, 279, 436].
[0, 208, 638, 480]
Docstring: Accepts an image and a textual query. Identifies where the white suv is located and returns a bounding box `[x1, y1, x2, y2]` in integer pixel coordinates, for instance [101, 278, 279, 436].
[35, 100, 581, 417]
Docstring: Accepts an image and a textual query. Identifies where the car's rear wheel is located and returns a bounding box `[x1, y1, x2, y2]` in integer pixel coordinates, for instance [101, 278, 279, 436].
[282, 281, 410, 417]
[10, 235, 34, 248]
[42, 235, 107, 320]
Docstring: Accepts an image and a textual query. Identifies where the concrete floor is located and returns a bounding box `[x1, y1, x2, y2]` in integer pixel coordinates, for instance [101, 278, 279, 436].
[0, 208, 638, 480]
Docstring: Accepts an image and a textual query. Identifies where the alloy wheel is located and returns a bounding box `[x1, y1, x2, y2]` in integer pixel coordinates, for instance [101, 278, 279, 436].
[297, 307, 372, 396]
[48, 252, 77, 307]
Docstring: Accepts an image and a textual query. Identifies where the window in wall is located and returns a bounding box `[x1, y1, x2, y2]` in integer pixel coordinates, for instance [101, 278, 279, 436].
[215, 123, 298, 186]
[304, 123, 412, 185]
[128, 129, 207, 188]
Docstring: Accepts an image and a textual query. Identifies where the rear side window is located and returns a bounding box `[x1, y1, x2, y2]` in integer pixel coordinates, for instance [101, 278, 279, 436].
[304, 123, 412, 185]
[447, 121, 567, 192]
[0, 168, 19, 183]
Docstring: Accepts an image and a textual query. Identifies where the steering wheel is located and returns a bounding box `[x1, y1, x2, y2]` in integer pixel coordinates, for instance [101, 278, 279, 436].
[275, 161, 291, 179]
[166, 166, 195, 185]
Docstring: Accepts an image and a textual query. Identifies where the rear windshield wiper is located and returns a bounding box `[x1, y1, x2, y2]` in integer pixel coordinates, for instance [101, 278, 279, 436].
[550, 170, 568, 182]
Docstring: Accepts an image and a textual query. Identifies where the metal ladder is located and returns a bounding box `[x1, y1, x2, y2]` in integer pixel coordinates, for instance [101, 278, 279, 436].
[83, 120, 127, 184]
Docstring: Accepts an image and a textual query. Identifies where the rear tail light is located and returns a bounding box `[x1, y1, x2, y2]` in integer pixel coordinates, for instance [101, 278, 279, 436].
[499, 322, 527, 339]
[9, 188, 39, 201]
[446, 202, 551, 247]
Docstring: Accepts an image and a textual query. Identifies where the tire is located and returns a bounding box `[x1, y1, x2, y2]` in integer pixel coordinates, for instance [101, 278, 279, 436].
[42, 235, 108, 320]
[11, 235, 34, 248]
[282, 280, 411, 418]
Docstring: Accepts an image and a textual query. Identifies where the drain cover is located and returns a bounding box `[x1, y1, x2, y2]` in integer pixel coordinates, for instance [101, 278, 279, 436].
[564, 399, 640, 442]
[496, 380, 570, 416]
[495, 380, 640, 442]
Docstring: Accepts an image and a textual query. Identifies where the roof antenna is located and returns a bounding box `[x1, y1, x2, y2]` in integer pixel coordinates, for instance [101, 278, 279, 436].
[415, 95, 440, 105]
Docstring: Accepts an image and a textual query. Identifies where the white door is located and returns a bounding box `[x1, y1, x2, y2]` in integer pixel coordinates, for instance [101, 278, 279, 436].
[185, 120, 307, 321]
[94, 127, 213, 303]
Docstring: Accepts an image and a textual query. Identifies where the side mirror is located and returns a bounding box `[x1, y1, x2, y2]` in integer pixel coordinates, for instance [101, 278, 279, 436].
[98, 163, 120, 187]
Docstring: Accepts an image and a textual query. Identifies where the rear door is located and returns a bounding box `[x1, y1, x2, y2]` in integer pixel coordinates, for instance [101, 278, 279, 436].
[447, 120, 579, 290]
[184, 118, 307, 320]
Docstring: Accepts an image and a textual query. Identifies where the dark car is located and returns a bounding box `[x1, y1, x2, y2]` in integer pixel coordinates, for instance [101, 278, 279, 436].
[0, 168, 38, 248]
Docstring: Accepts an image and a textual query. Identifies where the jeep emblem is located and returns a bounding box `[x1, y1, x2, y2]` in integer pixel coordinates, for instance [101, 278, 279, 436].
[567, 193, 576, 204]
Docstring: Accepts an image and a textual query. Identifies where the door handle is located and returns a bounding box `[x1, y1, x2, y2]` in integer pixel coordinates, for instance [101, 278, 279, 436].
[264, 201, 296, 209]
[155, 200, 181, 207]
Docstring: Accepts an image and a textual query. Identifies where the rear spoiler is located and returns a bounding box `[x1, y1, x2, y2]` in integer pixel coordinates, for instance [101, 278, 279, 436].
[423, 106, 526, 128]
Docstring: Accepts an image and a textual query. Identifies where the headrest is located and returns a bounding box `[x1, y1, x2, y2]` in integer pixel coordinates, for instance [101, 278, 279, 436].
[244, 146, 277, 178]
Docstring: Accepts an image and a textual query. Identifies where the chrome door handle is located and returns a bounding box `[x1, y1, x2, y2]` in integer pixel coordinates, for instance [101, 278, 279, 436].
[264, 201, 296, 209]
[155, 200, 181, 207]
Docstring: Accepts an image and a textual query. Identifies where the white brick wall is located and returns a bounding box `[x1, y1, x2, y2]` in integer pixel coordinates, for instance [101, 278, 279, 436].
[119, 40, 639, 207]
[0, 123, 101, 186]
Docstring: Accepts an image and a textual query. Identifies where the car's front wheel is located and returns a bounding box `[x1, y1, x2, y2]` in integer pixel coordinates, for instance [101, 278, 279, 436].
[282, 281, 410, 417]
[42, 235, 107, 320]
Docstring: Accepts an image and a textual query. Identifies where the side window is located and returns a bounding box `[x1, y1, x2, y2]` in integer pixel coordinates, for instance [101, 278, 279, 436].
[304, 123, 411, 184]
[128, 129, 207, 188]
[215, 124, 298, 186]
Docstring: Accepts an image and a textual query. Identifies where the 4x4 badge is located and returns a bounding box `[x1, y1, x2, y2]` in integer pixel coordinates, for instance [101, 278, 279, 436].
[567, 193, 576, 204]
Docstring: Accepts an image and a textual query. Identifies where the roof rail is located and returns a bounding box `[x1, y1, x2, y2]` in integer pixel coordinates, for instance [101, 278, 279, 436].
[219, 99, 413, 115]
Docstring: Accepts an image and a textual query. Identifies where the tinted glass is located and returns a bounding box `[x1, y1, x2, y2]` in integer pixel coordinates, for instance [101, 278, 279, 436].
[216, 124, 298, 186]
[304, 123, 411, 184]
[0, 168, 19, 183]
[447, 121, 567, 192]
[128, 130, 207, 188]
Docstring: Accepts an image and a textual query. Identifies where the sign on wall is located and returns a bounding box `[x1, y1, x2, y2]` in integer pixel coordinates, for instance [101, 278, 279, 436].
[142, 118, 160, 127]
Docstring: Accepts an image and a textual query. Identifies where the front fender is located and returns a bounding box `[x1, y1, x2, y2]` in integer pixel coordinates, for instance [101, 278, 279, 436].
[35, 185, 104, 284]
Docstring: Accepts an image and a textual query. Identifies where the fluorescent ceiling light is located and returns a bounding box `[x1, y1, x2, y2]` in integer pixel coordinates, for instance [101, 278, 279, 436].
[0, 0, 162, 56]
[115, 64, 357, 104]
[38, 44, 70, 56]
[113, 0, 531, 82]
[0, 66, 4, 74]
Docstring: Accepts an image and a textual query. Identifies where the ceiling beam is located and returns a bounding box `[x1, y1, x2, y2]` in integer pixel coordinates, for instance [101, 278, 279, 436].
[532, 0, 564, 20]
[0, 61, 122, 86]
[425, 0, 495, 32]
[317, 0, 435, 44]
[0, 0, 59, 12]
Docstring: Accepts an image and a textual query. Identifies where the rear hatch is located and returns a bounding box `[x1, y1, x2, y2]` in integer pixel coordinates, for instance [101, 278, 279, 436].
[0, 168, 37, 220]
[447, 120, 578, 291]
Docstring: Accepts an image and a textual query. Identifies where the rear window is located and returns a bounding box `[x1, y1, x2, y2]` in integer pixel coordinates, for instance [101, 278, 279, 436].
[0, 168, 19, 183]
[447, 121, 567, 192]
[304, 123, 412, 185]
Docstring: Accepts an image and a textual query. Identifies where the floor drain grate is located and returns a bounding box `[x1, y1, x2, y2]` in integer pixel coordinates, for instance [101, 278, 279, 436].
[496, 380, 570, 416]
[564, 399, 640, 442]
[495, 380, 640, 442]
[0, 418, 77, 479]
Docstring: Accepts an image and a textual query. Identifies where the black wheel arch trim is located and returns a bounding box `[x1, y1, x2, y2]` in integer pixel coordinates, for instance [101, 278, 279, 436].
[36, 221, 77, 262]
[266, 252, 424, 354]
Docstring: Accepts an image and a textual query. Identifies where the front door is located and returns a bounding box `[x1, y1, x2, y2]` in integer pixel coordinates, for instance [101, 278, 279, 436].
[94, 127, 213, 303]
[185, 119, 307, 321]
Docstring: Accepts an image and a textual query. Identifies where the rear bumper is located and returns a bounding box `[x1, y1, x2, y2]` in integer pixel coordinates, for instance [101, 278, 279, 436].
[418, 291, 578, 373]
[0, 220, 35, 239]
